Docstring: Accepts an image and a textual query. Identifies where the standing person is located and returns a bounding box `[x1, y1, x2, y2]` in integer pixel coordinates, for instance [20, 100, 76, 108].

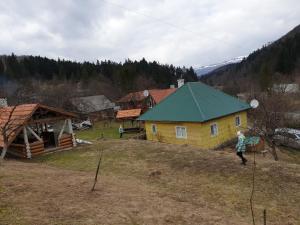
[236, 131, 247, 165]
[119, 125, 124, 138]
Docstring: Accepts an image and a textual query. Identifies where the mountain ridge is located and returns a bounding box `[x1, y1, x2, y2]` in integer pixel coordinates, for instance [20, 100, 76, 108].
[200, 24, 300, 93]
[195, 56, 245, 76]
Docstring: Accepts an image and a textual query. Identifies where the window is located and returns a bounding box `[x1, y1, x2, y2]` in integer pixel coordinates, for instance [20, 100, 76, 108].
[175, 126, 187, 139]
[235, 116, 241, 127]
[151, 124, 157, 134]
[210, 123, 218, 136]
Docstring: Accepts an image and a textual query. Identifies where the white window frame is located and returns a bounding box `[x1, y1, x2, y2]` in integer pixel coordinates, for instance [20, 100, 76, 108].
[151, 124, 157, 134]
[210, 123, 218, 136]
[175, 126, 187, 139]
[235, 115, 241, 127]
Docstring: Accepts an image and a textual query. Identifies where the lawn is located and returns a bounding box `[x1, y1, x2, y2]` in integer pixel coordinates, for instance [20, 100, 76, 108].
[75, 120, 140, 141]
[0, 139, 299, 225]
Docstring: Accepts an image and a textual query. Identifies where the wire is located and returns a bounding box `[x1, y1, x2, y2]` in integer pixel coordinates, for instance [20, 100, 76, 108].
[98, 0, 247, 51]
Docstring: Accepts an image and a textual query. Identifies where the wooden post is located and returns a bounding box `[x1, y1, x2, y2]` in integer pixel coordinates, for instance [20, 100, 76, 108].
[26, 126, 43, 142]
[0, 143, 8, 160]
[67, 119, 76, 147]
[263, 209, 266, 225]
[91, 148, 104, 191]
[58, 120, 67, 140]
[23, 127, 31, 159]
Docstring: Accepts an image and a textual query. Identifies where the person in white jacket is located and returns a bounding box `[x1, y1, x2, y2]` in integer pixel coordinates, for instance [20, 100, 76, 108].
[236, 131, 247, 165]
[119, 125, 124, 138]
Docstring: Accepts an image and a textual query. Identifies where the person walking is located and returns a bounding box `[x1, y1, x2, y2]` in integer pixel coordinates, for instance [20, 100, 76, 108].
[236, 131, 247, 165]
[119, 125, 124, 138]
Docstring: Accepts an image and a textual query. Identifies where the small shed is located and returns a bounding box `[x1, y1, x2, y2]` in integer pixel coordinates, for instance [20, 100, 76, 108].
[116, 108, 143, 132]
[0, 104, 77, 158]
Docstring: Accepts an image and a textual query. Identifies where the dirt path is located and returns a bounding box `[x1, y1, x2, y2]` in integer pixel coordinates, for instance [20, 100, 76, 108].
[0, 160, 250, 225]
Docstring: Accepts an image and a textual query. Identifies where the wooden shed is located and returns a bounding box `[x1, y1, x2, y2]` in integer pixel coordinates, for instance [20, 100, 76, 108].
[0, 104, 77, 158]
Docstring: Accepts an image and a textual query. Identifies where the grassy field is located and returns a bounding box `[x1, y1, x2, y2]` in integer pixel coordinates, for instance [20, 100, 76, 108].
[75, 120, 139, 141]
[0, 139, 299, 225]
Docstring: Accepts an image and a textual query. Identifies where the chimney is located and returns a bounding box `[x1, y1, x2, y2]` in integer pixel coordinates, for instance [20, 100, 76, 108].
[0, 98, 8, 107]
[177, 79, 184, 88]
[170, 84, 175, 88]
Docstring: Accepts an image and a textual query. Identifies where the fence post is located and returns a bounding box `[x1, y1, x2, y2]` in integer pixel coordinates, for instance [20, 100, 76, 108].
[263, 209, 266, 225]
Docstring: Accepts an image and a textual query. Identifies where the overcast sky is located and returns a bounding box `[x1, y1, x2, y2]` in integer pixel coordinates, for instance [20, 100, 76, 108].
[0, 0, 299, 67]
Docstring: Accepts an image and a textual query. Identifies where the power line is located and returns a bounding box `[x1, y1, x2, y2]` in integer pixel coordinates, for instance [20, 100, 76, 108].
[99, 0, 247, 51]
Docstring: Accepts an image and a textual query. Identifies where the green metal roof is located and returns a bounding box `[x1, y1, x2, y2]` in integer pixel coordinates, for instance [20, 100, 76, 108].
[138, 82, 250, 122]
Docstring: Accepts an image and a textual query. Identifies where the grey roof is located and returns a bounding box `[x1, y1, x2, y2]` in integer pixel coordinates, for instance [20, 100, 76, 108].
[71, 95, 115, 113]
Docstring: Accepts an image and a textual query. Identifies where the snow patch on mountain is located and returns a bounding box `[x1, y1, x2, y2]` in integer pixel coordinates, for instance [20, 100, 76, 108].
[195, 56, 246, 76]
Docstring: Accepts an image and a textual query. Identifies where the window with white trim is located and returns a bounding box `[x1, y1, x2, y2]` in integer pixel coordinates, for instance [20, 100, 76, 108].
[151, 124, 157, 134]
[210, 123, 218, 136]
[175, 126, 187, 139]
[235, 116, 241, 127]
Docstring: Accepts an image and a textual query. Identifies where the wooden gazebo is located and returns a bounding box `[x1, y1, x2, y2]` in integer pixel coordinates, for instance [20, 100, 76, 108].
[0, 104, 77, 158]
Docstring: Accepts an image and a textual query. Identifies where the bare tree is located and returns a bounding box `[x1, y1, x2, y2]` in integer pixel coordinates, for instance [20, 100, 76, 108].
[0, 105, 18, 160]
[249, 90, 292, 160]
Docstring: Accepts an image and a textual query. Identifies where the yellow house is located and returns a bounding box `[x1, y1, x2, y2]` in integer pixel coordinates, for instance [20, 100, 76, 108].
[138, 82, 250, 149]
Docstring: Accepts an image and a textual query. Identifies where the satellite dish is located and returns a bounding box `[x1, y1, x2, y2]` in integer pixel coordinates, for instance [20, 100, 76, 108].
[143, 90, 149, 97]
[250, 99, 259, 109]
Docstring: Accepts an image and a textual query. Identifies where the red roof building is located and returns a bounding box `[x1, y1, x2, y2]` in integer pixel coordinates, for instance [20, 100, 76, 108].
[117, 88, 177, 111]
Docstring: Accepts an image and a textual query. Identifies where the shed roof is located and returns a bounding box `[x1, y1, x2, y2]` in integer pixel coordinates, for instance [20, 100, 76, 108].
[0, 104, 76, 148]
[116, 109, 142, 119]
[138, 82, 250, 122]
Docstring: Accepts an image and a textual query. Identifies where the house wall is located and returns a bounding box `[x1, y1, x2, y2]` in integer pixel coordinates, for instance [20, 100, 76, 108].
[144, 111, 248, 149]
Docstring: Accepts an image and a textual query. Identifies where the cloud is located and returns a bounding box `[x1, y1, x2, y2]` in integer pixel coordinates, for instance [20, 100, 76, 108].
[0, 0, 299, 67]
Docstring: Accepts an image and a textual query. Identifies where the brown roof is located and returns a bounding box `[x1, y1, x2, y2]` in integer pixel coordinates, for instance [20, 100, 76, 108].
[0, 104, 76, 148]
[116, 109, 142, 119]
[117, 91, 145, 103]
[117, 88, 176, 103]
[149, 88, 177, 104]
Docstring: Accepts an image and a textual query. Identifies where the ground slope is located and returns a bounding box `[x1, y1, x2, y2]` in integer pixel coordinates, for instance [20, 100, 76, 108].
[0, 139, 299, 225]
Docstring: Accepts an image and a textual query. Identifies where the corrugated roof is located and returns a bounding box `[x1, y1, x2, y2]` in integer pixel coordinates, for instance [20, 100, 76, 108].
[71, 95, 115, 113]
[116, 108, 142, 119]
[138, 82, 250, 122]
[0, 104, 76, 148]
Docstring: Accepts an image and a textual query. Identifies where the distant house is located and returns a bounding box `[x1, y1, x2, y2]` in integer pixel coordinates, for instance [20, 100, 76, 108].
[138, 82, 251, 149]
[117, 88, 177, 110]
[116, 88, 177, 121]
[71, 95, 116, 121]
[0, 104, 77, 159]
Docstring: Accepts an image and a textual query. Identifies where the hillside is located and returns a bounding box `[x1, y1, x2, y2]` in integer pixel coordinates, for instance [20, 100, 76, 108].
[1, 139, 299, 225]
[201, 24, 300, 93]
[0, 55, 198, 107]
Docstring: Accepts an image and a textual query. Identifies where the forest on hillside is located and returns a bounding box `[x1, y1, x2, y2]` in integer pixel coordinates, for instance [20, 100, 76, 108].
[201, 25, 300, 94]
[0, 54, 198, 108]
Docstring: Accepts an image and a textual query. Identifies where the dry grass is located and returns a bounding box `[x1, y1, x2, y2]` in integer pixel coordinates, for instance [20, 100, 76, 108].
[0, 139, 299, 225]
